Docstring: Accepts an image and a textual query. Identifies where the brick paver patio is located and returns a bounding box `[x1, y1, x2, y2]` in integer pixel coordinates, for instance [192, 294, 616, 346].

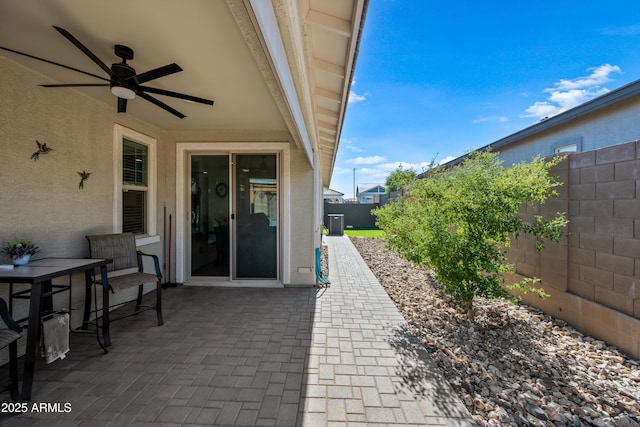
[0, 235, 474, 426]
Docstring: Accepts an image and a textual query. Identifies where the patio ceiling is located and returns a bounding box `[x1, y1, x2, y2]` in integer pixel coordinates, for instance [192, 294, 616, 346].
[0, 0, 367, 186]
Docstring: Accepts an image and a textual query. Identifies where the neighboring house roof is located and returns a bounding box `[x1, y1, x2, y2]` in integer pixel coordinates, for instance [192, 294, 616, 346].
[356, 183, 385, 195]
[324, 188, 344, 197]
[438, 77, 640, 170]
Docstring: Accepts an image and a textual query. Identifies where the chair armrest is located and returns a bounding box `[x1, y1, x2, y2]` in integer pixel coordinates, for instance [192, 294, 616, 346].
[136, 251, 163, 280]
[0, 298, 22, 333]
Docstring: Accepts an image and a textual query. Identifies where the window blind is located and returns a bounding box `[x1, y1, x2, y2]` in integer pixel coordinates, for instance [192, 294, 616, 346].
[123, 139, 148, 186]
[122, 190, 146, 234]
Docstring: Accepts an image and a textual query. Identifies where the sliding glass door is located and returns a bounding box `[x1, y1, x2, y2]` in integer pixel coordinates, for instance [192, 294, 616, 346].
[190, 155, 230, 277]
[189, 153, 278, 281]
[234, 154, 278, 279]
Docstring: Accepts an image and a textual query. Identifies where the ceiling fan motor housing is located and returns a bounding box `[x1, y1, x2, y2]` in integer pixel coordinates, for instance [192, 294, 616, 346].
[110, 57, 137, 96]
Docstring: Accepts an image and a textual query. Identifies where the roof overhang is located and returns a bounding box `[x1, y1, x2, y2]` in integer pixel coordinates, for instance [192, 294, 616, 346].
[0, 0, 368, 184]
[265, 0, 369, 185]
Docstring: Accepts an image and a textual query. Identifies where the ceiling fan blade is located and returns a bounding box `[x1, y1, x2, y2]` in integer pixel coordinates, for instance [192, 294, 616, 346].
[132, 63, 182, 84]
[0, 46, 109, 82]
[52, 26, 117, 79]
[138, 92, 186, 119]
[40, 83, 109, 87]
[118, 97, 128, 113]
[138, 86, 214, 106]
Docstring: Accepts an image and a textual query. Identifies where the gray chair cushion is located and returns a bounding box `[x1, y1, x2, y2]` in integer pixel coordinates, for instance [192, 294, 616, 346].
[96, 272, 159, 292]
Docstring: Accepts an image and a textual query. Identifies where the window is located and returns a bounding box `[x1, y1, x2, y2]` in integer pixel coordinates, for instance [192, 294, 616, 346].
[554, 143, 578, 154]
[113, 125, 158, 244]
[122, 139, 148, 234]
[553, 137, 581, 154]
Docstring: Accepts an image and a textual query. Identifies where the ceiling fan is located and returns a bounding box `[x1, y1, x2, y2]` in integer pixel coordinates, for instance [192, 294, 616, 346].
[0, 26, 214, 118]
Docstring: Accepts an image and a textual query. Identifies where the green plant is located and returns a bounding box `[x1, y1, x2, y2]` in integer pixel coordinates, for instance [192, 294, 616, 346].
[2, 240, 39, 260]
[374, 151, 568, 320]
[344, 229, 385, 238]
[385, 165, 417, 193]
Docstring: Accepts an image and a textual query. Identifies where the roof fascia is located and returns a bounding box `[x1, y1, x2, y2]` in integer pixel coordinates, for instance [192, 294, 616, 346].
[248, 0, 313, 166]
[327, 0, 369, 185]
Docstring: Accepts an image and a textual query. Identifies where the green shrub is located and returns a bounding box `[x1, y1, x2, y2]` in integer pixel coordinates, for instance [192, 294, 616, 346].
[385, 165, 417, 193]
[374, 151, 567, 320]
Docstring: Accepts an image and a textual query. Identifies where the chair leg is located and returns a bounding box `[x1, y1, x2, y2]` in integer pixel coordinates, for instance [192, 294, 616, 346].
[8, 341, 19, 402]
[135, 285, 144, 312]
[156, 281, 164, 326]
[102, 287, 111, 348]
[8, 283, 14, 316]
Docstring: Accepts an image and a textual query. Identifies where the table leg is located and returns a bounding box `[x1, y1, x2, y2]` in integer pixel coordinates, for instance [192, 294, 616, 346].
[20, 281, 44, 401]
[102, 285, 111, 348]
[42, 281, 53, 316]
[82, 270, 92, 330]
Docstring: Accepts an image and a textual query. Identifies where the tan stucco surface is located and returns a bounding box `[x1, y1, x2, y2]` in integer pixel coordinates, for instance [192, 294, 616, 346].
[1, 56, 319, 301]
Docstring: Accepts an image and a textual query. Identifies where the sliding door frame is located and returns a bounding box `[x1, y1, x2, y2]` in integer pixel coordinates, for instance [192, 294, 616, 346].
[176, 142, 291, 286]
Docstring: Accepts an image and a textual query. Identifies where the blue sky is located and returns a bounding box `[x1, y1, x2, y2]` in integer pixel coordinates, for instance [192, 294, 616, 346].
[331, 0, 640, 199]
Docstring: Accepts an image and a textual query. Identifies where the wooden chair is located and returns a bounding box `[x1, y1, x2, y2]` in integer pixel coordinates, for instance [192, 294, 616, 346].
[85, 233, 163, 349]
[0, 297, 22, 401]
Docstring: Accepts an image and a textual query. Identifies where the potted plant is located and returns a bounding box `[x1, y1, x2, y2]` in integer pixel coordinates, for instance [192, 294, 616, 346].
[2, 240, 40, 265]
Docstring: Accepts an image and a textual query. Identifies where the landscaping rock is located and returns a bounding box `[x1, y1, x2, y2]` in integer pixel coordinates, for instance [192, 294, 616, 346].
[350, 236, 640, 427]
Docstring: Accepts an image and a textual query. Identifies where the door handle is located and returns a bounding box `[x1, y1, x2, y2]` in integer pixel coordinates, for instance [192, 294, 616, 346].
[231, 214, 235, 220]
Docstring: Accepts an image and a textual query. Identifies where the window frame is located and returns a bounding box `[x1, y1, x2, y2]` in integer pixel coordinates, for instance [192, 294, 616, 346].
[113, 124, 159, 245]
[552, 137, 582, 154]
[554, 143, 579, 154]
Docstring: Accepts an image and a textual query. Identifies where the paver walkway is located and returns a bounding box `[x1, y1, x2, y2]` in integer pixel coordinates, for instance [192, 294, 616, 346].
[0, 235, 475, 426]
[305, 235, 475, 426]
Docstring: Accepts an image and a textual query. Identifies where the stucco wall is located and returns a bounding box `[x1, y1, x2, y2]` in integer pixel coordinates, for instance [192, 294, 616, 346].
[505, 142, 640, 358]
[288, 147, 316, 285]
[0, 57, 168, 328]
[2, 56, 320, 306]
[498, 96, 640, 167]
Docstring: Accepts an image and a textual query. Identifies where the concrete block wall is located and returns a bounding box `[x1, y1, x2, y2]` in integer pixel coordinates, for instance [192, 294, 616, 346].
[505, 141, 640, 358]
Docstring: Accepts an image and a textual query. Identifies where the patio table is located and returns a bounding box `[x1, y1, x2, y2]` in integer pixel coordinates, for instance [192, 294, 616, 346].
[0, 257, 110, 401]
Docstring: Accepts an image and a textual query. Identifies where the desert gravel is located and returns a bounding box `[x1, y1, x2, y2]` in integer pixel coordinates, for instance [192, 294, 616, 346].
[349, 236, 640, 427]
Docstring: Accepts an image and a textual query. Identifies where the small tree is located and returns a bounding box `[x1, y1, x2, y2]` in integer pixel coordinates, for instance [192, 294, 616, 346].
[374, 151, 568, 320]
[385, 165, 417, 193]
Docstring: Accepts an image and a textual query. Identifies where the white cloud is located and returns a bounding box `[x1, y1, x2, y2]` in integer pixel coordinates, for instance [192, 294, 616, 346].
[602, 25, 640, 36]
[332, 166, 355, 176]
[341, 139, 363, 153]
[472, 115, 509, 124]
[522, 101, 564, 119]
[333, 158, 448, 198]
[521, 64, 621, 120]
[348, 91, 366, 103]
[553, 64, 620, 91]
[345, 156, 386, 165]
[350, 161, 434, 184]
[359, 166, 386, 176]
[345, 145, 363, 152]
[438, 155, 456, 165]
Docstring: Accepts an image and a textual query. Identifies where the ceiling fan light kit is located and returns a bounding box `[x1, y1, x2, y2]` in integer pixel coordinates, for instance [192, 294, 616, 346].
[0, 26, 213, 118]
[110, 85, 136, 99]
